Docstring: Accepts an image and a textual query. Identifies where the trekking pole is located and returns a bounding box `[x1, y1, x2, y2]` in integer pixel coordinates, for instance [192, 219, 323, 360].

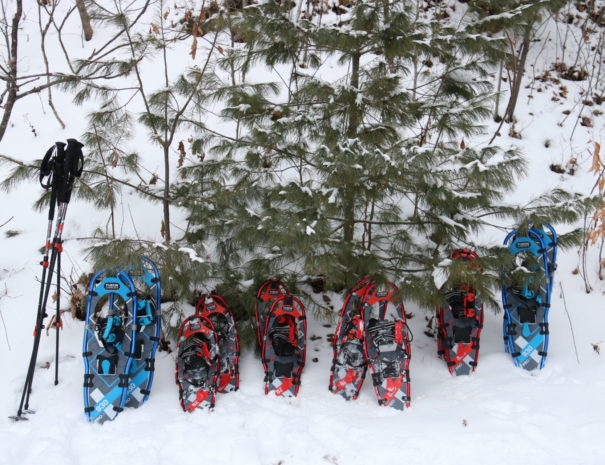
[12, 139, 83, 420]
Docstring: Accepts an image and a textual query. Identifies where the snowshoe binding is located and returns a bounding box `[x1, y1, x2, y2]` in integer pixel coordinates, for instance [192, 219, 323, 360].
[502, 224, 557, 370]
[176, 315, 220, 412]
[255, 279, 289, 347]
[262, 294, 306, 397]
[83, 271, 138, 423]
[436, 249, 484, 376]
[196, 293, 240, 393]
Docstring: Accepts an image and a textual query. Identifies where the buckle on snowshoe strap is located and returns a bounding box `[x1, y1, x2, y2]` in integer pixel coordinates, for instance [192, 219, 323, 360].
[140, 389, 151, 395]
[82, 351, 92, 357]
[539, 323, 549, 335]
[118, 374, 130, 388]
[512, 351, 521, 357]
[447, 361, 456, 367]
[83, 374, 94, 388]
[84, 406, 94, 413]
[372, 373, 382, 387]
[113, 406, 124, 413]
[469, 361, 478, 367]
[378, 399, 387, 406]
[145, 358, 155, 371]
[538, 351, 547, 357]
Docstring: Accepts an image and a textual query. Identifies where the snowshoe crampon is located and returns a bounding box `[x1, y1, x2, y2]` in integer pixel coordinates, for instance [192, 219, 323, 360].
[176, 315, 220, 412]
[83, 271, 138, 423]
[502, 224, 557, 371]
[329, 278, 374, 400]
[255, 279, 288, 347]
[363, 282, 412, 410]
[122, 257, 161, 408]
[196, 293, 240, 393]
[436, 249, 484, 376]
[262, 294, 306, 397]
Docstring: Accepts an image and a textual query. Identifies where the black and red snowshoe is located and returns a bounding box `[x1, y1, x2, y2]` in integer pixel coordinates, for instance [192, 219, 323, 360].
[255, 279, 289, 347]
[363, 282, 412, 410]
[329, 278, 374, 400]
[196, 293, 240, 393]
[436, 249, 484, 376]
[175, 315, 220, 412]
[261, 294, 307, 397]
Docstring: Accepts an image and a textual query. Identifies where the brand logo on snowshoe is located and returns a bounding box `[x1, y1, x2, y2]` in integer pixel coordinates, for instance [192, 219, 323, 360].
[269, 290, 279, 295]
[207, 304, 216, 310]
[283, 306, 292, 311]
[104, 282, 120, 290]
[517, 241, 531, 248]
[376, 291, 388, 298]
[95, 399, 109, 412]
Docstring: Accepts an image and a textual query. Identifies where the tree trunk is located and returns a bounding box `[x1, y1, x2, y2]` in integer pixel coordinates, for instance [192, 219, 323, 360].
[343, 51, 361, 244]
[163, 143, 171, 242]
[0, 0, 23, 143]
[504, 24, 532, 123]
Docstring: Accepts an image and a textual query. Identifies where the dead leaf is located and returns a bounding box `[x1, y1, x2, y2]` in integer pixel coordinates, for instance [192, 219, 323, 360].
[149, 174, 158, 185]
[178, 141, 187, 167]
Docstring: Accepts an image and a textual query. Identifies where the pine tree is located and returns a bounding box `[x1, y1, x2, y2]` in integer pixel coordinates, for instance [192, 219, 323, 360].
[179, 0, 594, 322]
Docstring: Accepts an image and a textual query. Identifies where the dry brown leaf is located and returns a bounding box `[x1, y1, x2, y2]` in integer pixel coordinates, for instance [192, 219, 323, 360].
[178, 141, 187, 168]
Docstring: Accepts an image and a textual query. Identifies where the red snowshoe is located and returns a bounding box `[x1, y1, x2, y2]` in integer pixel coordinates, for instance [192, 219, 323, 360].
[196, 293, 240, 393]
[175, 315, 220, 412]
[436, 249, 484, 376]
[261, 294, 307, 397]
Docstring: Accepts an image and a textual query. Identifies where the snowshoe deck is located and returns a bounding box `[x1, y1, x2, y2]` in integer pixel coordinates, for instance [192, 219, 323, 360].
[122, 257, 161, 408]
[255, 279, 289, 347]
[502, 224, 557, 370]
[197, 294, 240, 393]
[437, 249, 484, 376]
[262, 295, 306, 397]
[363, 282, 411, 410]
[82, 271, 138, 423]
[329, 278, 374, 400]
[176, 315, 220, 412]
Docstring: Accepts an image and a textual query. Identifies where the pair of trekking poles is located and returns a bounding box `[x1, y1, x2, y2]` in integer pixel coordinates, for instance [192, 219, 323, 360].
[11, 139, 84, 420]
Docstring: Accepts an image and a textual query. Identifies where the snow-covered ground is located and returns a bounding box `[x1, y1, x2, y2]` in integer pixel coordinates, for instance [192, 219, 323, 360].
[1, 2, 605, 465]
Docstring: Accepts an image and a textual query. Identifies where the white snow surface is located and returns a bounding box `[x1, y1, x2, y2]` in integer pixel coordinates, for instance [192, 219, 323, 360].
[1, 2, 605, 465]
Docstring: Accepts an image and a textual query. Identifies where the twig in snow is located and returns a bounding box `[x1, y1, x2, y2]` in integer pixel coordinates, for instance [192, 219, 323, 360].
[0, 216, 13, 228]
[559, 282, 580, 365]
[0, 284, 12, 350]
